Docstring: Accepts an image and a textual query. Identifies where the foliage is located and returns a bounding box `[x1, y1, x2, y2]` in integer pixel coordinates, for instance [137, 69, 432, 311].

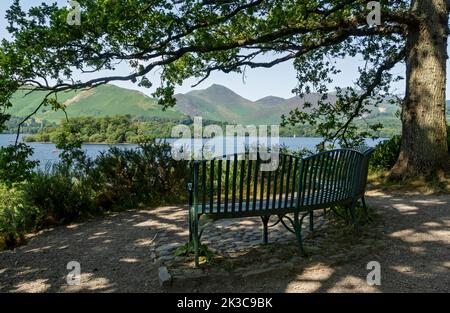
[0, 143, 38, 187]
[23, 115, 184, 144]
[174, 241, 215, 264]
[369, 128, 450, 173]
[0, 184, 36, 248]
[23, 166, 96, 227]
[0, 0, 449, 179]
[369, 135, 402, 172]
[93, 140, 191, 209]
[0, 135, 191, 249]
[0, 0, 413, 145]
[3, 116, 57, 134]
[329, 204, 373, 226]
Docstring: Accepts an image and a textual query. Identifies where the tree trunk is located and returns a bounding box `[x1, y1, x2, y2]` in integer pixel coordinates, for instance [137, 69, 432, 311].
[390, 0, 450, 179]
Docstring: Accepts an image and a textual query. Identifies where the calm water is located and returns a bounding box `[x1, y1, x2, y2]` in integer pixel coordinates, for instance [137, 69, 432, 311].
[0, 134, 385, 168]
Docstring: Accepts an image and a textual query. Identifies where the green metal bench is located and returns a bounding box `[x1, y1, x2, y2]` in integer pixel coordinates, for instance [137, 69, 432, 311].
[187, 147, 374, 266]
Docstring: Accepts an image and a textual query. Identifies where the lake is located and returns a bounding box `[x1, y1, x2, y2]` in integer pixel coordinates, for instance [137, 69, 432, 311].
[0, 134, 385, 168]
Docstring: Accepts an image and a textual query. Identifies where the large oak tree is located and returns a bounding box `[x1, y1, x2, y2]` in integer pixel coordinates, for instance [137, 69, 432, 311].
[0, 0, 449, 179]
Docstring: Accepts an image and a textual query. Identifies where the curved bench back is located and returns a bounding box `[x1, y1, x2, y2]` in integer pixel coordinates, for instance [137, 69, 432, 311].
[351, 146, 375, 197]
[190, 148, 373, 214]
[295, 149, 365, 207]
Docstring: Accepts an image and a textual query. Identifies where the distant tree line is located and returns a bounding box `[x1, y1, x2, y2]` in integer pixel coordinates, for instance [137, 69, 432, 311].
[19, 114, 405, 144]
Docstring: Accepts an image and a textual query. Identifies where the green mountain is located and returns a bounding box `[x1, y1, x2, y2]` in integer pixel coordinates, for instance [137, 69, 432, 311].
[7, 83, 450, 131]
[174, 84, 262, 124]
[174, 84, 334, 124]
[8, 84, 186, 123]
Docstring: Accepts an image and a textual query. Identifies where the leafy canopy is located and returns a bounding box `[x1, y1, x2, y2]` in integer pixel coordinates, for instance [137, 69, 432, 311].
[0, 0, 416, 146]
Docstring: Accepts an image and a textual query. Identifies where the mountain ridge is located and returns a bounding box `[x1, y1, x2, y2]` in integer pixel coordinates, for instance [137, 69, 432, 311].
[8, 83, 449, 127]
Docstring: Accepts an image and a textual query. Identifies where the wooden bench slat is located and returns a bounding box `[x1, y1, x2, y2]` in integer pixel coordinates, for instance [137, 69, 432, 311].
[290, 157, 299, 207]
[202, 160, 206, 213]
[259, 169, 265, 211]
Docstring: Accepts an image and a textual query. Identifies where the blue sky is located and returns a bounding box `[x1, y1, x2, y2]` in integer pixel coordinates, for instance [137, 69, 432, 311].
[0, 0, 441, 101]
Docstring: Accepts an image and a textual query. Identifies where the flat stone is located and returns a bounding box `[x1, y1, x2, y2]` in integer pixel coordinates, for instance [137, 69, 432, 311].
[156, 242, 182, 252]
[157, 249, 173, 257]
[206, 236, 221, 242]
[158, 266, 172, 287]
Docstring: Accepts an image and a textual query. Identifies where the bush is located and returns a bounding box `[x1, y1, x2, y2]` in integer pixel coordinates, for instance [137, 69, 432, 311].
[0, 184, 37, 248]
[93, 140, 190, 209]
[369, 135, 401, 171]
[23, 166, 96, 228]
[20, 139, 190, 232]
[0, 144, 38, 187]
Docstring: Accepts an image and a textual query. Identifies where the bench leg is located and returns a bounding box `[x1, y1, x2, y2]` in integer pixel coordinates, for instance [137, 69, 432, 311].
[309, 211, 314, 232]
[348, 201, 360, 231]
[188, 209, 193, 243]
[191, 212, 200, 268]
[293, 212, 306, 257]
[261, 216, 270, 244]
[361, 196, 368, 214]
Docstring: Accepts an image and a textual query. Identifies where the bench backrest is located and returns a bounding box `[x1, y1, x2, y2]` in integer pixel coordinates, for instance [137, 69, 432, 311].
[190, 147, 372, 214]
[351, 146, 375, 197]
[295, 149, 366, 207]
[191, 153, 303, 214]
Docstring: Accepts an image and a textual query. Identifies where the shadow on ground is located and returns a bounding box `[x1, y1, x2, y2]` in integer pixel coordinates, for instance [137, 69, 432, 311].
[0, 190, 449, 292]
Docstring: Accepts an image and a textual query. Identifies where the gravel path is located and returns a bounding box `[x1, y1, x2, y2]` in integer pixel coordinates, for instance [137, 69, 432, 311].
[0, 190, 449, 292]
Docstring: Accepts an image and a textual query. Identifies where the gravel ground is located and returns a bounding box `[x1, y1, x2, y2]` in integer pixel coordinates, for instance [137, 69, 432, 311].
[0, 190, 449, 293]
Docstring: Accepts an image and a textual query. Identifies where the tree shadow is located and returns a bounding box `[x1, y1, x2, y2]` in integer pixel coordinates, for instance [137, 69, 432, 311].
[170, 190, 450, 293]
[0, 190, 448, 293]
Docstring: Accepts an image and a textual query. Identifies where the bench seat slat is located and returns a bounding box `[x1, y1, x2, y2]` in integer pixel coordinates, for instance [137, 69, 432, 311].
[199, 187, 349, 214]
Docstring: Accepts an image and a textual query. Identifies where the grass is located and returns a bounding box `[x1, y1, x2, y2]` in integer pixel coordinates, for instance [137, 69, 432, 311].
[368, 171, 450, 195]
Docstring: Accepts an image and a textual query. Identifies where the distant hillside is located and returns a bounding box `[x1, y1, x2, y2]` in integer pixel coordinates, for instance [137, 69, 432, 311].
[174, 84, 330, 124]
[7, 83, 450, 132]
[8, 84, 186, 123]
[255, 96, 287, 106]
[174, 84, 262, 124]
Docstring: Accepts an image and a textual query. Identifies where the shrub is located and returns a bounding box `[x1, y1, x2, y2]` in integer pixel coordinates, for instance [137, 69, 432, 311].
[0, 184, 37, 248]
[0, 143, 39, 187]
[369, 135, 401, 171]
[93, 140, 190, 209]
[21, 139, 190, 231]
[23, 165, 96, 228]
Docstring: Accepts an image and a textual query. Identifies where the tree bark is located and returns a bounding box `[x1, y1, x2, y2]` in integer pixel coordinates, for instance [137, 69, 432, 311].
[390, 0, 450, 179]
